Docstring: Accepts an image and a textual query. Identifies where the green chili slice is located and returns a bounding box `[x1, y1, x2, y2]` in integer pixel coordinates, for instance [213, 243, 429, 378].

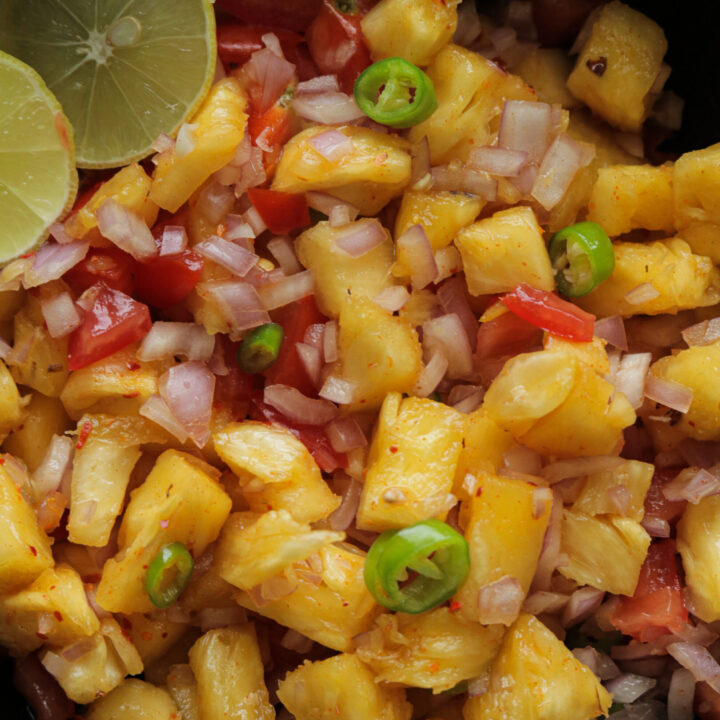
[353, 57, 438, 129]
[548, 221, 615, 297]
[145, 542, 194, 609]
[364, 519, 470, 614]
[237, 322, 284, 373]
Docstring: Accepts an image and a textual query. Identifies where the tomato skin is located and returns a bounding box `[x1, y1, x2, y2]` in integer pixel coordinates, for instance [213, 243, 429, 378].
[67, 282, 152, 371]
[217, 23, 303, 66]
[133, 251, 204, 309]
[65, 247, 135, 295]
[476, 310, 543, 360]
[247, 188, 310, 235]
[248, 103, 293, 162]
[215, 0, 322, 32]
[611, 539, 688, 642]
[501, 283, 596, 342]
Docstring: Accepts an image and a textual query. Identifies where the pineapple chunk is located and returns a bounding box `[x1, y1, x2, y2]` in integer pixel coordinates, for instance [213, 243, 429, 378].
[236, 543, 379, 651]
[41, 617, 143, 704]
[453, 472, 551, 624]
[188, 625, 274, 720]
[123, 612, 188, 666]
[65, 164, 158, 241]
[677, 495, 720, 623]
[514, 49, 580, 108]
[650, 343, 720, 441]
[576, 238, 720, 317]
[361, 0, 458, 66]
[167, 664, 200, 720]
[180, 569, 237, 613]
[150, 78, 248, 212]
[454, 206, 554, 295]
[295, 220, 396, 318]
[357, 609, 504, 693]
[0, 287, 24, 323]
[464, 614, 612, 720]
[674, 143, 720, 229]
[0, 359, 22, 441]
[337, 296, 423, 410]
[542, 335, 610, 375]
[572, 460, 653, 522]
[587, 163, 674, 236]
[96, 450, 231, 614]
[60, 346, 160, 420]
[357, 393, 465, 531]
[273, 125, 411, 215]
[0, 564, 99, 655]
[0, 463, 53, 593]
[213, 422, 340, 523]
[567, 1, 667, 131]
[215, 510, 344, 590]
[559, 510, 650, 595]
[408, 44, 535, 164]
[679, 223, 720, 265]
[277, 653, 412, 720]
[2, 393, 71, 471]
[86, 679, 178, 720]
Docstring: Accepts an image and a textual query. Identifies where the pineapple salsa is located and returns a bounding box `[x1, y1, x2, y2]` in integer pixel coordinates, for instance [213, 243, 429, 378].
[2, 0, 720, 718]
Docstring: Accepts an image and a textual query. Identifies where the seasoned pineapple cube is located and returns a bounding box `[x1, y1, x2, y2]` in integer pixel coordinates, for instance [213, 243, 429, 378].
[295, 220, 396, 318]
[455, 206, 555, 296]
[357, 609, 504, 693]
[189, 626, 274, 720]
[357, 393, 465, 531]
[587, 163, 674, 236]
[86, 679, 179, 720]
[273, 125, 412, 215]
[236, 543, 379, 651]
[649, 343, 720, 441]
[514, 49, 580, 108]
[567, 1, 667, 131]
[277, 653, 412, 720]
[361, 0, 458, 66]
[542, 335, 610, 375]
[338, 296, 423, 410]
[167, 664, 200, 720]
[123, 612, 188, 666]
[409, 44, 535, 164]
[674, 143, 720, 229]
[464, 614, 612, 720]
[559, 510, 650, 595]
[215, 510, 344, 590]
[453, 472, 551, 624]
[96, 450, 231, 614]
[0, 564, 99, 656]
[180, 569, 237, 613]
[150, 78, 248, 212]
[213, 422, 340, 523]
[0, 360, 22, 441]
[679, 223, 720, 265]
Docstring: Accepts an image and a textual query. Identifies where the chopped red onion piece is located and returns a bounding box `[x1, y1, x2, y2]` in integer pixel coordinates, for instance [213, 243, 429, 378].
[523, 591, 570, 615]
[0, 337, 10, 361]
[159, 225, 188, 256]
[196, 235, 258, 277]
[644, 375, 693, 413]
[562, 586, 604, 627]
[682, 318, 720, 347]
[667, 668, 695, 720]
[266, 236, 302, 275]
[507, 0, 537, 40]
[422, 313, 474, 379]
[413, 351, 449, 398]
[306, 191, 359, 220]
[257, 270, 314, 310]
[204, 281, 271, 333]
[40, 292, 82, 338]
[614, 131, 645, 159]
[48, 221, 75, 244]
[435, 246, 462, 283]
[264, 384, 339, 425]
[542, 455, 625, 483]
[175, 123, 198, 157]
[605, 674, 657, 704]
[32, 435, 74, 500]
[152, 132, 175, 153]
[138, 322, 214, 362]
[140, 395, 189, 444]
[532, 487, 553, 519]
[297, 75, 340, 95]
[224, 214, 256, 241]
[323, 321, 338, 363]
[678, 439, 720, 469]
[490, 25, 518, 52]
[476, 576, 524, 626]
[243, 205, 268, 236]
[304, 322, 325, 349]
[296, 342, 322, 387]
[373, 285, 410, 313]
[594, 315, 628, 351]
[667, 642, 720, 694]
[196, 182, 235, 224]
[573, 646, 601, 676]
[453, 0, 483, 46]
[531, 495, 563, 591]
[498, 100, 553, 161]
[326, 417, 367, 453]
[451, 385, 484, 413]
[437, 277, 477, 350]
[95, 198, 156, 260]
[625, 283, 660, 305]
[23, 240, 89, 288]
[613, 352, 652, 409]
[651, 63, 672, 95]
[642, 515, 671, 538]
[308, 129, 354, 162]
[328, 474, 362, 530]
[208, 337, 229, 377]
[397, 224, 438, 291]
[261, 32, 283, 57]
[410, 136, 431, 189]
[329, 205, 354, 227]
[334, 219, 386, 258]
[319, 376, 356, 404]
[662, 468, 720, 504]
[243, 47, 295, 113]
[292, 92, 365, 123]
[431, 163, 498, 200]
[233, 147, 267, 195]
[467, 146, 529, 176]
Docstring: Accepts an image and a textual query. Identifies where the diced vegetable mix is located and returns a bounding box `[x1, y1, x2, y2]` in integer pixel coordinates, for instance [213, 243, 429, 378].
[2, 0, 720, 719]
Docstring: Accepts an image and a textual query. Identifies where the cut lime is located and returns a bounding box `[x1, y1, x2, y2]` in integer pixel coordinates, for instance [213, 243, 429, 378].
[0, 0, 217, 168]
[0, 50, 78, 265]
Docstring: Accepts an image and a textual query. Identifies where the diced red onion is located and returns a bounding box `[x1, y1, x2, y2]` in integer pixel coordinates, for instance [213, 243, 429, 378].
[243, 48, 295, 113]
[323, 321, 338, 363]
[625, 283, 660, 305]
[397, 225, 437, 291]
[573, 646, 601, 676]
[562, 586, 605, 627]
[292, 92, 365, 123]
[329, 205, 354, 227]
[0, 337, 11, 361]
[196, 182, 235, 224]
[373, 285, 410, 313]
[296, 342, 322, 387]
[423, 314, 474, 379]
[196, 235, 258, 277]
[595, 315, 628, 351]
[642, 515, 671, 538]
[152, 132, 175, 153]
[451, 385, 484, 413]
[257, 269, 314, 310]
[523, 591, 569, 615]
[453, 0, 483, 46]
[95, 198, 156, 260]
[410, 136, 431, 189]
[264, 384, 339, 425]
[531, 495, 563, 591]
[413, 351, 449, 398]
[334, 219, 386, 258]
[32, 435, 74, 500]
[606, 674, 657, 704]
[467, 146, 528, 176]
[304, 322, 325, 349]
[308, 129, 354, 162]
[326, 417, 367, 453]
[224, 214, 256, 241]
[614, 353, 652, 409]
[261, 31, 283, 57]
[437, 277, 477, 350]
[23, 240, 89, 288]
[175, 123, 198, 157]
[319, 376, 356, 405]
[476, 576, 524, 626]
[667, 668, 695, 720]
[159, 225, 188, 256]
[233, 148, 267, 195]
[644, 375, 693, 413]
[158, 362, 216, 447]
[431, 163, 498, 200]
[507, 0, 537, 39]
[40, 292, 82, 338]
[243, 205, 268, 236]
[498, 100, 552, 161]
[267, 236, 302, 275]
[297, 75, 340, 95]
[662, 468, 720, 504]
[48, 221, 75, 245]
[138, 322, 214, 362]
[667, 642, 720, 694]
[682, 318, 720, 347]
[532, 487, 553, 518]
[614, 131, 645, 160]
[674, 621, 719, 647]
[204, 281, 270, 333]
[306, 191, 359, 220]
[280, 628, 314, 654]
[678, 439, 720, 469]
[542, 455, 625, 484]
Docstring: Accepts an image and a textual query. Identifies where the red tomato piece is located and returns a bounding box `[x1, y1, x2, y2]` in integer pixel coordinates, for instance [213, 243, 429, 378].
[476, 310, 543, 360]
[214, 336, 257, 419]
[262, 296, 327, 397]
[306, 0, 372, 94]
[216, 23, 303, 66]
[67, 282, 151, 370]
[215, 0, 322, 32]
[247, 188, 310, 235]
[248, 103, 293, 153]
[65, 247, 135, 295]
[644, 468, 687, 523]
[501, 283, 596, 342]
[133, 251, 204, 309]
[611, 539, 688, 642]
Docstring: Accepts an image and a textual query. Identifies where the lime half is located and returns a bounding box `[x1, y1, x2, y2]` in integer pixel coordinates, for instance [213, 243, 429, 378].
[0, 0, 217, 168]
[0, 51, 77, 264]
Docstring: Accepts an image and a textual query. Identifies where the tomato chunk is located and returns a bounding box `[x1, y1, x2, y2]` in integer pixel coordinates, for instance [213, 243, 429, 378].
[247, 188, 310, 235]
[217, 23, 303, 66]
[476, 309, 543, 360]
[133, 251, 204, 309]
[215, 0, 322, 32]
[65, 247, 135, 295]
[68, 282, 151, 370]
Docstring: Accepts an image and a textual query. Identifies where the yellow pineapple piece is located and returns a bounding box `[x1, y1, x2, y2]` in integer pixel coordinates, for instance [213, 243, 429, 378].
[86, 679, 179, 720]
[542, 335, 610, 375]
[295, 220, 396, 318]
[273, 125, 411, 215]
[167, 664, 200, 720]
[150, 78, 248, 212]
[213, 421, 340, 523]
[357, 609, 505, 693]
[455, 206, 554, 296]
[277, 653, 412, 720]
[674, 143, 720, 229]
[337, 295, 423, 410]
[514, 49, 580, 108]
[587, 163, 674, 236]
[180, 569, 237, 613]
[357, 393, 465, 531]
[0, 360, 23, 442]
[96, 450, 231, 614]
[679, 223, 720, 265]
[123, 612, 188, 666]
[189, 625, 274, 720]
[560, 509, 650, 595]
[464, 614, 611, 720]
[567, 1, 667, 131]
